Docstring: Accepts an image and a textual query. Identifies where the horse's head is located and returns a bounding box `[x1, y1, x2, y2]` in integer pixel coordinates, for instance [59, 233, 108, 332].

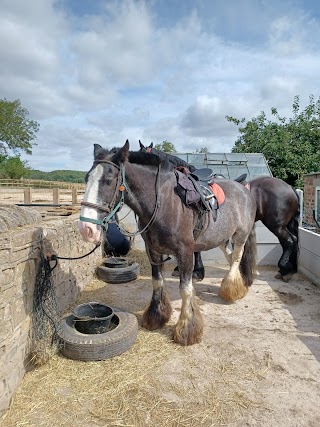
[78, 140, 129, 244]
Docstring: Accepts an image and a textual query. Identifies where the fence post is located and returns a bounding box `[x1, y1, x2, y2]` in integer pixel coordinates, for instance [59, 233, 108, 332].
[53, 188, 60, 204]
[24, 188, 32, 204]
[72, 188, 78, 205]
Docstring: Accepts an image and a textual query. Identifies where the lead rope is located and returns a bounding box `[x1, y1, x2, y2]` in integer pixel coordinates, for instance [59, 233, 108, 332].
[47, 241, 101, 263]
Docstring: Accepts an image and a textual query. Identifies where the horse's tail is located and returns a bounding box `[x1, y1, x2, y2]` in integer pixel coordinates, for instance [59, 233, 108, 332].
[287, 189, 301, 272]
[240, 224, 257, 287]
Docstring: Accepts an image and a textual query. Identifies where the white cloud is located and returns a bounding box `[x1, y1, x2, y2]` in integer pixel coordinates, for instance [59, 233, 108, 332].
[1, 0, 320, 170]
[268, 14, 320, 57]
[71, 3, 155, 86]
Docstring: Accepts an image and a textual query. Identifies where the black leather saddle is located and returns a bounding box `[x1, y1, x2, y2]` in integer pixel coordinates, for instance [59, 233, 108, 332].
[214, 173, 247, 184]
[184, 168, 217, 213]
[190, 168, 214, 182]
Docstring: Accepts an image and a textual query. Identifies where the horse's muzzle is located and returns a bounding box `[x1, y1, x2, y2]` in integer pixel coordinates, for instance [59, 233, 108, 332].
[78, 220, 101, 244]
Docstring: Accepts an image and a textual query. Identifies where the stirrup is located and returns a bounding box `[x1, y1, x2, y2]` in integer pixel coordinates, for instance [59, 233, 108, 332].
[205, 193, 215, 201]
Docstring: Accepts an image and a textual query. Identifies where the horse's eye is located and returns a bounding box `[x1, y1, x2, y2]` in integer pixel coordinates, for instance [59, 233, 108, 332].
[101, 176, 112, 185]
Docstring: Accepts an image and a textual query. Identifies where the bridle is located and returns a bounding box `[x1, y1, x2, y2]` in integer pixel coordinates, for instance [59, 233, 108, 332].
[80, 159, 162, 236]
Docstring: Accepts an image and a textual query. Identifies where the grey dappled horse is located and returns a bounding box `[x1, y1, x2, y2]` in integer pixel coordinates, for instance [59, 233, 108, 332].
[78, 141, 257, 345]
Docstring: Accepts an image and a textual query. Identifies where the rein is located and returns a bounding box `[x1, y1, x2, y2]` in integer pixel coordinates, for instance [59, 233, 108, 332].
[48, 242, 101, 264]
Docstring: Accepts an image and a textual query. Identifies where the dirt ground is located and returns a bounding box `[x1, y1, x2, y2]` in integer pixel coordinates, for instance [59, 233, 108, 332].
[2, 257, 320, 427]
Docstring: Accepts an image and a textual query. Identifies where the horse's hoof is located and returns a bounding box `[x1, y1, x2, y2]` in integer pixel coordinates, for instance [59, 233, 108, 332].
[192, 272, 204, 282]
[141, 290, 173, 330]
[275, 272, 282, 279]
[282, 273, 293, 283]
[172, 322, 203, 346]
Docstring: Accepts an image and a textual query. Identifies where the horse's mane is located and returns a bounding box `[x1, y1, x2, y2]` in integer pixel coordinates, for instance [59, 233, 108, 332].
[96, 144, 177, 171]
[139, 142, 196, 173]
[149, 148, 196, 172]
[128, 150, 173, 171]
[103, 148, 173, 171]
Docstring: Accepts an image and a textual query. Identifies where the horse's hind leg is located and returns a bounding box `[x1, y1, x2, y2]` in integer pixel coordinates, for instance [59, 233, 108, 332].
[173, 252, 203, 345]
[219, 243, 248, 302]
[272, 227, 297, 281]
[142, 259, 172, 331]
[192, 252, 205, 281]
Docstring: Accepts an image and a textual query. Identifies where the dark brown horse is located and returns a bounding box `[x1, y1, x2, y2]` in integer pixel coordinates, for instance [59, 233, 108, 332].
[139, 142, 300, 282]
[78, 141, 257, 345]
[248, 176, 300, 280]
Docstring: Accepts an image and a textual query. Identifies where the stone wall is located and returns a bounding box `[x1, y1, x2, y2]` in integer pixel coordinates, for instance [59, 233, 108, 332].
[303, 172, 320, 226]
[0, 205, 102, 415]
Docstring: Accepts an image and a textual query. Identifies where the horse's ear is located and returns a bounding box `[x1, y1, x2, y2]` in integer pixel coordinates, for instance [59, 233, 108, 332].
[114, 140, 129, 164]
[149, 142, 153, 148]
[94, 144, 105, 160]
[139, 140, 144, 150]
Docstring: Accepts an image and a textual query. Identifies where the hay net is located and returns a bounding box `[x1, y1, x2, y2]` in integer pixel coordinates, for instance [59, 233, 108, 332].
[31, 248, 62, 365]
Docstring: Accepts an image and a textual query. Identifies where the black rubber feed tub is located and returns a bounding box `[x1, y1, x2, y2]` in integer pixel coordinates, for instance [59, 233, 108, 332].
[58, 307, 138, 361]
[96, 259, 140, 284]
[73, 302, 114, 334]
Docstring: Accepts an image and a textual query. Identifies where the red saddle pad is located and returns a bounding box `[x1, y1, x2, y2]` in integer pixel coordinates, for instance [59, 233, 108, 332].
[208, 183, 225, 205]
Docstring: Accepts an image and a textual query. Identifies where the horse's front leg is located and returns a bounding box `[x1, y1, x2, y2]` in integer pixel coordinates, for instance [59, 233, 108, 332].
[141, 253, 172, 331]
[173, 252, 204, 345]
[172, 252, 205, 281]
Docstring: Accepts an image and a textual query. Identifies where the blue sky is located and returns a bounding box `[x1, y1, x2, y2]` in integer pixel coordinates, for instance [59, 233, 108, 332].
[1, 0, 320, 171]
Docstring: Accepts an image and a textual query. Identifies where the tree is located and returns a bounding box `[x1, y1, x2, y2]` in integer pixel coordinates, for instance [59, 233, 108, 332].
[154, 140, 177, 153]
[226, 95, 320, 187]
[0, 155, 31, 179]
[0, 98, 39, 156]
[29, 169, 86, 183]
[194, 147, 209, 153]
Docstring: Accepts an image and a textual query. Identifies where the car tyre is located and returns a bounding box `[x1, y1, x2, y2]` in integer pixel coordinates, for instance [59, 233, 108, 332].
[58, 308, 138, 361]
[96, 262, 140, 284]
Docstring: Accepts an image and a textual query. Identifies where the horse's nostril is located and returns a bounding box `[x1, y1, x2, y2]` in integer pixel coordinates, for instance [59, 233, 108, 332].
[86, 226, 93, 239]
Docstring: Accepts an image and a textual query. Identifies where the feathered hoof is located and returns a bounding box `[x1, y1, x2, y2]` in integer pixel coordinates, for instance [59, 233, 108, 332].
[141, 309, 170, 330]
[172, 322, 203, 346]
[141, 291, 172, 330]
[282, 273, 293, 283]
[219, 276, 248, 302]
[275, 272, 294, 282]
[172, 307, 204, 346]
